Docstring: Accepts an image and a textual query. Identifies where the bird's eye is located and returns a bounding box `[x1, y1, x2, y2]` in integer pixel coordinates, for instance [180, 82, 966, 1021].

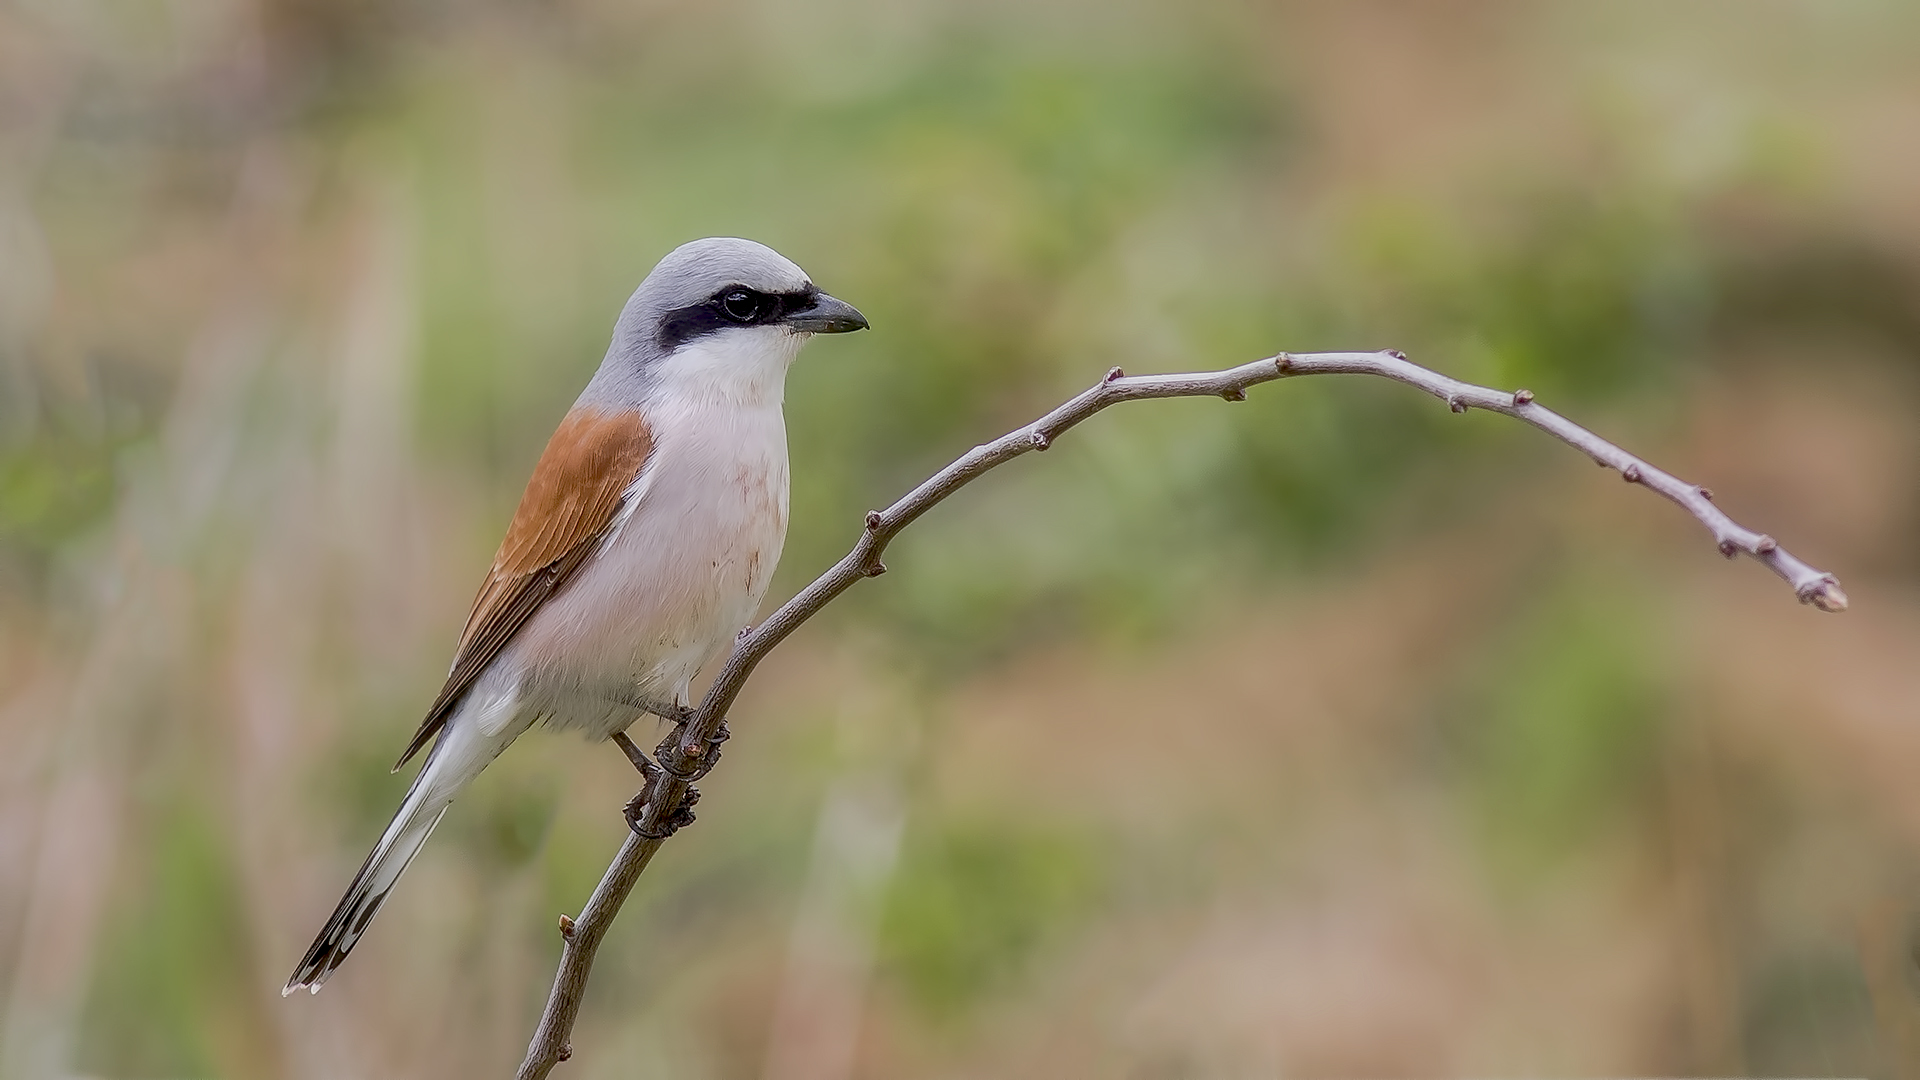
[720, 289, 763, 323]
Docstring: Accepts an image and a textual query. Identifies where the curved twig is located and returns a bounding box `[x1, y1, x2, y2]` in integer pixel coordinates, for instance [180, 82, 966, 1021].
[516, 349, 1844, 1077]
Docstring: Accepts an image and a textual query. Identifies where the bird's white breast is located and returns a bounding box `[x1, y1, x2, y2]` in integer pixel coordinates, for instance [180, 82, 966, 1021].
[509, 328, 799, 736]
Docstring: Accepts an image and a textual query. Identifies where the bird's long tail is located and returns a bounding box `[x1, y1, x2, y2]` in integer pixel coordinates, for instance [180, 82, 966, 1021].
[284, 735, 463, 995]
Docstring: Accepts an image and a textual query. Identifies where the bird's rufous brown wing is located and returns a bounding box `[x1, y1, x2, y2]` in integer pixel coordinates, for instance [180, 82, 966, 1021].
[394, 407, 654, 769]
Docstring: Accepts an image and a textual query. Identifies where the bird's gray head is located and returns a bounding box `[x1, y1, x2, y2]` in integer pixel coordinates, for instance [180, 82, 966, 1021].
[588, 238, 867, 408]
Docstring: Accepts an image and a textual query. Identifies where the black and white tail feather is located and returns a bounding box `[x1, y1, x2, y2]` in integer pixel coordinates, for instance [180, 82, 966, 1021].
[282, 740, 458, 995]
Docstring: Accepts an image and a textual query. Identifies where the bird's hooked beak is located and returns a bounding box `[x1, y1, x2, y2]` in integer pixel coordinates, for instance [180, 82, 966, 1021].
[785, 292, 869, 334]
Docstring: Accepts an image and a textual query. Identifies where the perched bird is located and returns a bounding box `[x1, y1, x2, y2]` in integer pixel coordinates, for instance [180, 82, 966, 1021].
[285, 238, 867, 994]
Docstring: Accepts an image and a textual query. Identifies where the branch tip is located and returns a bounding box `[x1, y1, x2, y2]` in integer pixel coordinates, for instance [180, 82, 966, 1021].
[1512, 388, 1534, 406]
[1806, 580, 1849, 613]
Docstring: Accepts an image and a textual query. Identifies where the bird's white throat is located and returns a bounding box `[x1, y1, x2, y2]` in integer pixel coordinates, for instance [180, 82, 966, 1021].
[652, 325, 805, 410]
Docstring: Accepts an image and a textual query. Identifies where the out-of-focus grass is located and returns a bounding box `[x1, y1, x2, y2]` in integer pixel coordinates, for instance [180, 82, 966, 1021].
[1450, 577, 1673, 883]
[79, 804, 276, 1080]
[2, 1, 1918, 1077]
[880, 818, 1103, 1020]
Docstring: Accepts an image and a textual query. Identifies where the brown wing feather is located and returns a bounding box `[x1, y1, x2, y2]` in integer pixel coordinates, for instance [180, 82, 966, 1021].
[394, 408, 654, 769]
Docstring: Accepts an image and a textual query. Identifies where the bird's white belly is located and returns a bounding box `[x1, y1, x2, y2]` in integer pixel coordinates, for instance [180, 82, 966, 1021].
[510, 402, 788, 736]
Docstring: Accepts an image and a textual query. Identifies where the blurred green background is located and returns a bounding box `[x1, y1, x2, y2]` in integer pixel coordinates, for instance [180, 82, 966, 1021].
[3, 1, 1918, 1077]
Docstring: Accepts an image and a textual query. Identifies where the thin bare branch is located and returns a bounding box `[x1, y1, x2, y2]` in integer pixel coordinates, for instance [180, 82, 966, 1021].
[516, 349, 1844, 1078]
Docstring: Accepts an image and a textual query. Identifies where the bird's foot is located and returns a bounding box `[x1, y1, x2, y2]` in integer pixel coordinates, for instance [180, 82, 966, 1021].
[615, 731, 695, 838]
[623, 783, 699, 840]
[667, 787, 700, 830]
[659, 718, 729, 782]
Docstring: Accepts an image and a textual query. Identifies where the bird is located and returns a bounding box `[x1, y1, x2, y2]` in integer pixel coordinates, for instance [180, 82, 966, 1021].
[284, 237, 868, 994]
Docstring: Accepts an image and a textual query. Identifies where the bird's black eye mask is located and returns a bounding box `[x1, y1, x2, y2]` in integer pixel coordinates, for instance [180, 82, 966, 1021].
[656, 283, 822, 350]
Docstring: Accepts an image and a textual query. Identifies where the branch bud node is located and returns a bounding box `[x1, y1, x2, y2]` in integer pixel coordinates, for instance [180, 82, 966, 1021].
[1755, 535, 1777, 554]
[1622, 464, 1641, 483]
[558, 914, 576, 939]
[1698, 486, 1714, 501]
[1275, 353, 1294, 372]
[864, 510, 882, 530]
[1512, 388, 1534, 406]
[1030, 431, 1051, 450]
[866, 560, 888, 577]
[1221, 387, 1247, 402]
[1387, 349, 1408, 361]
[1718, 539, 1739, 559]
[1105, 366, 1125, 382]
[1447, 395, 1466, 413]
[558, 1044, 572, 1062]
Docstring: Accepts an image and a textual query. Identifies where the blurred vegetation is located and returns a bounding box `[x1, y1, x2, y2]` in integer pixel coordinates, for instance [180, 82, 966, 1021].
[880, 818, 1102, 1020]
[1450, 576, 1673, 882]
[3, 1, 1919, 1078]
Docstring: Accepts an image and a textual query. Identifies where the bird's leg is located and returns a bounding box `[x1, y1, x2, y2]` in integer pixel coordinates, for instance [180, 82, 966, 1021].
[616, 716, 705, 840]
[613, 731, 670, 838]
[649, 701, 697, 726]
[610, 730, 659, 778]
[599, 687, 692, 727]
[609, 686, 730, 838]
